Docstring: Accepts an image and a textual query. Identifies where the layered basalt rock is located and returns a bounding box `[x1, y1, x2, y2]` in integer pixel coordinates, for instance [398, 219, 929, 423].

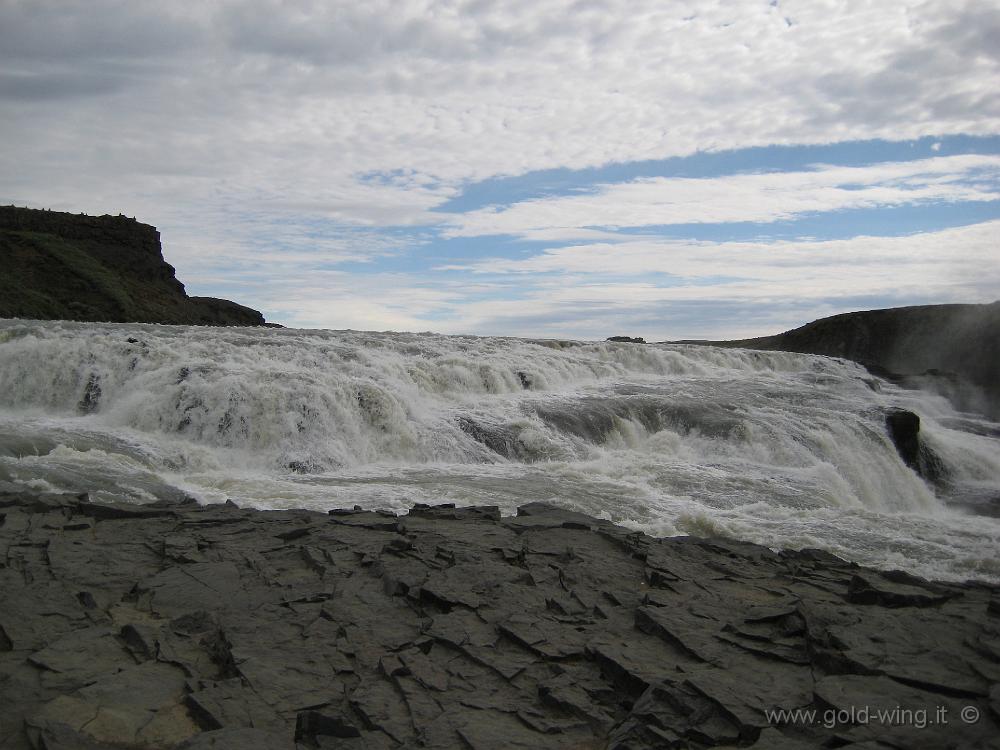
[0, 489, 997, 749]
[0, 205, 266, 326]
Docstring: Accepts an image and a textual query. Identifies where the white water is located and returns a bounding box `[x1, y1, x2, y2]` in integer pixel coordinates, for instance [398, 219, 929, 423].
[2, 319, 999, 582]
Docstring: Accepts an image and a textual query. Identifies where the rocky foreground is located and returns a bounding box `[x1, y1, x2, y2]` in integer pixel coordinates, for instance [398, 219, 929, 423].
[1, 490, 998, 750]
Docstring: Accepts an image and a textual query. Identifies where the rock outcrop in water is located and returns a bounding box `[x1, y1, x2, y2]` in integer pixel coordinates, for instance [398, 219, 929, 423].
[0, 206, 266, 326]
[884, 408, 948, 486]
[1, 489, 997, 749]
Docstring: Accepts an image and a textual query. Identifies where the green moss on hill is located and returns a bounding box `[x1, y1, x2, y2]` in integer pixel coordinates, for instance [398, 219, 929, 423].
[0, 206, 266, 326]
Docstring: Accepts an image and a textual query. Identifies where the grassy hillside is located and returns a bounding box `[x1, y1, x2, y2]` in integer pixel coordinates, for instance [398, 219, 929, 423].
[0, 206, 265, 326]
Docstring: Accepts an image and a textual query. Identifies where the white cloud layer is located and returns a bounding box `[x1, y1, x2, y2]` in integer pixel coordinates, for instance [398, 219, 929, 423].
[1, 0, 998, 337]
[2, 0, 999, 224]
[444, 220, 1000, 281]
[445, 155, 1000, 238]
[223, 221, 1000, 339]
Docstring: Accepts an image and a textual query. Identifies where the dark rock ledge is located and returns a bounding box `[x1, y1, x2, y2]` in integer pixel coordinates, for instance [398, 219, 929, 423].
[1, 490, 998, 750]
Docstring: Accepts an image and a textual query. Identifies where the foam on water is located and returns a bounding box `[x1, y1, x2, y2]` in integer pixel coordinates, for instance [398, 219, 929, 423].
[2, 319, 998, 582]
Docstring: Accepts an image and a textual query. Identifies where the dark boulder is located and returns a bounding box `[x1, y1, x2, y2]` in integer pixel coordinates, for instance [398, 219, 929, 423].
[886, 408, 921, 469]
[884, 408, 949, 486]
[457, 416, 522, 459]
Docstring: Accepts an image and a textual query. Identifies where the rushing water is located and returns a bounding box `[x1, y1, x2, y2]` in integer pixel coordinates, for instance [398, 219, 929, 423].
[1, 319, 998, 583]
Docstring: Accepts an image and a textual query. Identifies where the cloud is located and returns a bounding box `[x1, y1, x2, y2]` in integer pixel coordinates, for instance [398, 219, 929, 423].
[444, 218, 1000, 281]
[441, 220, 1000, 339]
[0, 2, 203, 65]
[207, 221, 999, 340]
[443, 155, 1000, 238]
[3, 0, 999, 217]
[213, 269, 471, 333]
[0, 70, 130, 101]
[1, 0, 998, 338]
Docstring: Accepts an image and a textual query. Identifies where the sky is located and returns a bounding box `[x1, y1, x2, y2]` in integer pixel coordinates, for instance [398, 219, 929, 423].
[1, 0, 998, 340]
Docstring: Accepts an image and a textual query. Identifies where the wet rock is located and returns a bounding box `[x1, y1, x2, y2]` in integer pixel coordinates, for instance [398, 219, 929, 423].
[77, 373, 101, 414]
[456, 416, 520, 459]
[0, 490, 997, 749]
[884, 408, 949, 485]
[846, 571, 956, 608]
[885, 408, 920, 468]
[77, 500, 177, 521]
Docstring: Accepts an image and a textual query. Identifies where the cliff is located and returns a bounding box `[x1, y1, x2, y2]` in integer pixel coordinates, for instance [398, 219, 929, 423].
[0, 206, 266, 326]
[711, 302, 1000, 419]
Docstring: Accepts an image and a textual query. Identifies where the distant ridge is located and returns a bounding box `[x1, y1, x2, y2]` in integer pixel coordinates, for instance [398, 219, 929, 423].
[701, 302, 1000, 419]
[0, 205, 266, 326]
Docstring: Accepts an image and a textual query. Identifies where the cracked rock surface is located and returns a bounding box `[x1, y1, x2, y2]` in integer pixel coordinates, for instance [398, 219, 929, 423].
[1, 489, 998, 749]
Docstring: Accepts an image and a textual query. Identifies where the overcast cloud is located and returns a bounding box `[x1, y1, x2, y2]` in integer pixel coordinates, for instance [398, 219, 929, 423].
[1, 0, 998, 338]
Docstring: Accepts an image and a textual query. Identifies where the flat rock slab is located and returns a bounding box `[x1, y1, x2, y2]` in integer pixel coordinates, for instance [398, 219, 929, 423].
[0, 491, 998, 749]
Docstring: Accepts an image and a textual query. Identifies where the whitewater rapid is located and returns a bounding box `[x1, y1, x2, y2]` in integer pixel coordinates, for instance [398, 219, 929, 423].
[1, 319, 998, 582]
